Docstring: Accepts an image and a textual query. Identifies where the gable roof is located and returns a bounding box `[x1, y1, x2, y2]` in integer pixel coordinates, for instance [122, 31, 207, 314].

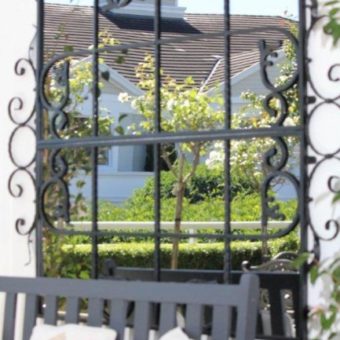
[44, 4, 290, 87]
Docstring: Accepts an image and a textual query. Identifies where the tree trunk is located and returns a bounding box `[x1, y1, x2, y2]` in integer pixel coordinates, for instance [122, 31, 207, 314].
[171, 181, 185, 269]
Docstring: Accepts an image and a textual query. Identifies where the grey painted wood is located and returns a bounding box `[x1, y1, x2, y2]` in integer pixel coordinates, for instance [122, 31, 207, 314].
[3, 292, 17, 340]
[185, 304, 203, 339]
[65, 297, 79, 324]
[88, 298, 104, 327]
[159, 303, 177, 336]
[109, 300, 128, 340]
[134, 301, 151, 340]
[0, 274, 259, 340]
[44, 295, 58, 325]
[211, 305, 232, 340]
[23, 294, 38, 340]
[235, 275, 260, 340]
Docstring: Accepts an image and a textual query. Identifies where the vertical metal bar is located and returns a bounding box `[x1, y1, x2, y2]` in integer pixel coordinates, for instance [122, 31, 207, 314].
[223, 0, 232, 283]
[153, 0, 162, 282]
[36, 0, 45, 277]
[91, 0, 100, 279]
[298, 0, 308, 338]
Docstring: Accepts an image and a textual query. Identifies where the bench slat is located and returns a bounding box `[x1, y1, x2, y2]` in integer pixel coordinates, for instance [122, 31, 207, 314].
[65, 297, 79, 324]
[269, 289, 285, 335]
[185, 304, 203, 339]
[3, 292, 17, 340]
[159, 303, 177, 336]
[235, 275, 259, 340]
[88, 298, 104, 327]
[212, 305, 232, 340]
[134, 301, 151, 340]
[109, 300, 128, 340]
[44, 295, 58, 325]
[23, 294, 38, 340]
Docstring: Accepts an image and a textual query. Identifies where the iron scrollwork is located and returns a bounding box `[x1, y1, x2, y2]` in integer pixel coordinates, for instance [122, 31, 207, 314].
[258, 35, 301, 247]
[305, 0, 340, 261]
[8, 58, 37, 236]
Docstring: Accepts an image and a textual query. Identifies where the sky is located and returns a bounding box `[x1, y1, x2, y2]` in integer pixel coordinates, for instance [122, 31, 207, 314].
[48, 0, 298, 17]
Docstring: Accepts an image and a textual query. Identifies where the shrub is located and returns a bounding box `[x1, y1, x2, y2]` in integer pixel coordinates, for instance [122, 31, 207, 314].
[128, 164, 256, 205]
[95, 193, 297, 222]
[52, 235, 299, 279]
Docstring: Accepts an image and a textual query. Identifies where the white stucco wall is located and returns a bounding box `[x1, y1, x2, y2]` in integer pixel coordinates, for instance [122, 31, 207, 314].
[0, 1, 36, 338]
[306, 1, 340, 338]
[0, 0, 36, 277]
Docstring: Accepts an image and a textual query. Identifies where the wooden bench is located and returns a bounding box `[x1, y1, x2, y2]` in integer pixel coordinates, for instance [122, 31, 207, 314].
[0, 274, 259, 340]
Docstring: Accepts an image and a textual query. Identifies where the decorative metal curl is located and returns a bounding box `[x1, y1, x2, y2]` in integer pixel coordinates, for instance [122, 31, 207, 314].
[305, 0, 340, 262]
[328, 64, 340, 82]
[40, 150, 71, 230]
[8, 58, 36, 235]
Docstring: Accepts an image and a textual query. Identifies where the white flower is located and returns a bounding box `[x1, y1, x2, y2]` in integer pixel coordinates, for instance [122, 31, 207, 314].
[118, 92, 129, 103]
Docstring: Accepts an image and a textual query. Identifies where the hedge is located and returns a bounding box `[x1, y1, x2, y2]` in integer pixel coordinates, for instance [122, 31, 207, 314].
[55, 236, 299, 279]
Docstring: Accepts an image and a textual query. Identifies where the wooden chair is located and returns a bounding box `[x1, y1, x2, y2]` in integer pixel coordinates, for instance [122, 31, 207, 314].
[0, 274, 259, 340]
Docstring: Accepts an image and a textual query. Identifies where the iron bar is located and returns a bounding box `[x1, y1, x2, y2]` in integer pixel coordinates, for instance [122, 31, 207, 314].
[298, 0, 308, 338]
[223, 0, 232, 284]
[153, 0, 162, 282]
[90, 0, 100, 279]
[37, 126, 303, 150]
[35, 0, 45, 278]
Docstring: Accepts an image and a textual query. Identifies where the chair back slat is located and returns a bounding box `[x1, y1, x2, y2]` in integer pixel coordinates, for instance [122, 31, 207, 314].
[0, 274, 259, 340]
[87, 298, 104, 327]
[269, 289, 285, 335]
[109, 299, 128, 340]
[23, 294, 38, 340]
[159, 303, 177, 336]
[44, 295, 58, 325]
[134, 301, 151, 340]
[3, 292, 17, 340]
[235, 275, 259, 340]
[65, 297, 79, 324]
[185, 304, 203, 339]
[211, 305, 232, 340]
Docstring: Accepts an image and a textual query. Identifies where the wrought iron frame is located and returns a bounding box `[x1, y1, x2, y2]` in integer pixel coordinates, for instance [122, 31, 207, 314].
[9, 0, 331, 339]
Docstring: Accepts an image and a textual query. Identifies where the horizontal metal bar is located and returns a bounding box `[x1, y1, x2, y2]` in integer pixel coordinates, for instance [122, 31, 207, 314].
[38, 126, 302, 150]
[70, 220, 292, 231]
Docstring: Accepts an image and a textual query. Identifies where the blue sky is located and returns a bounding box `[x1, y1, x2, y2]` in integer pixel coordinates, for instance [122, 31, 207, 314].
[48, 0, 298, 17]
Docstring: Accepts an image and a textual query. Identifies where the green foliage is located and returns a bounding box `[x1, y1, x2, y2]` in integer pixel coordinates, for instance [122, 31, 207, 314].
[48, 236, 299, 279]
[324, 0, 340, 45]
[94, 193, 297, 222]
[306, 253, 340, 339]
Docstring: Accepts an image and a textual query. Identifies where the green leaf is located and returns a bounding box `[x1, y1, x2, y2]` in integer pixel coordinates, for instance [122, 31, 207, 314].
[119, 113, 128, 123]
[320, 311, 337, 330]
[115, 126, 125, 135]
[292, 252, 310, 268]
[101, 70, 110, 81]
[63, 45, 74, 52]
[310, 265, 319, 284]
[115, 55, 125, 64]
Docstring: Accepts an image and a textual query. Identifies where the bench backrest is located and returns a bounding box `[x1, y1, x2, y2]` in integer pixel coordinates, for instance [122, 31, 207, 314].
[0, 274, 259, 340]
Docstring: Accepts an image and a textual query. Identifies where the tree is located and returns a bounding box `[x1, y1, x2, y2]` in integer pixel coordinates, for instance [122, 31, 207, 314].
[119, 54, 224, 268]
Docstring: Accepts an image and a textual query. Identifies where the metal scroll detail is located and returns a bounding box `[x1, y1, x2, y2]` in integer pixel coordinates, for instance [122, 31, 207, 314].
[258, 35, 301, 247]
[8, 58, 36, 235]
[306, 1, 340, 261]
[39, 60, 71, 231]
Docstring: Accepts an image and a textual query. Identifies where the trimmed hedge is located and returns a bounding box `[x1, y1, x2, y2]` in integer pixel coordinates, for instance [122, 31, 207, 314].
[57, 236, 299, 279]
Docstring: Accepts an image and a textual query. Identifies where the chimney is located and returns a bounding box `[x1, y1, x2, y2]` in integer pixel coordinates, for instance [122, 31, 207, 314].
[100, 0, 186, 19]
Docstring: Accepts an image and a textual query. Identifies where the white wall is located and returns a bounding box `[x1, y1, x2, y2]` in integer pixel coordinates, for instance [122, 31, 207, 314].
[0, 0, 36, 278]
[306, 1, 340, 337]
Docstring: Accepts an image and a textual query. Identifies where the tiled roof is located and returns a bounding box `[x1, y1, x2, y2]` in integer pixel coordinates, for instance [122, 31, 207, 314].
[44, 4, 290, 87]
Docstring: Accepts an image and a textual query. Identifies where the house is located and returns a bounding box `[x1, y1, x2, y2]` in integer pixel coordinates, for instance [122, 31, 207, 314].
[44, 0, 292, 203]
